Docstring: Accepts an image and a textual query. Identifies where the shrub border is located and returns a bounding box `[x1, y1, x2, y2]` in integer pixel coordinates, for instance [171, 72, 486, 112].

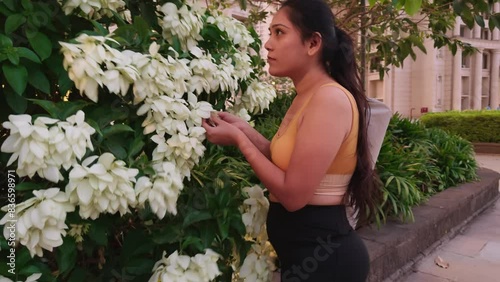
[359, 168, 500, 282]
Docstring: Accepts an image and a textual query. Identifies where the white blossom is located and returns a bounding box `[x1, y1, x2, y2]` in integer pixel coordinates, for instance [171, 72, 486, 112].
[238, 243, 276, 282]
[236, 80, 277, 114]
[158, 2, 205, 52]
[206, 14, 255, 49]
[1, 112, 95, 183]
[0, 188, 75, 257]
[149, 249, 221, 282]
[135, 162, 184, 218]
[65, 153, 138, 219]
[60, 34, 138, 102]
[58, 0, 126, 19]
[241, 185, 269, 238]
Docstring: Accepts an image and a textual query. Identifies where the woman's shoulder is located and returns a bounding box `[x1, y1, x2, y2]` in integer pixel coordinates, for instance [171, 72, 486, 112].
[309, 83, 353, 112]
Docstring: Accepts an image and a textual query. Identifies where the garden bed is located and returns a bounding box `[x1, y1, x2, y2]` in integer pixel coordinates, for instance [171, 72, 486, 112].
[360, 168, 500, 282]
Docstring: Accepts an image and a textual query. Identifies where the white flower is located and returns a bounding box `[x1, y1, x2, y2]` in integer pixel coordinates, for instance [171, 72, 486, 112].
[241, 185, 269, 238]
[149, 249, 221, 282]
[135, 162, 184, 218]
[68, 223, 90, 243]
[1, 113, 94, 183]
[187, 93, 213, 127]
[206, 14, 255, 49]
[65, 153, 138, 219]
[159, 2, 205, 52]
[59, 0, 126, 19]
[0, 188, 75, 257]
[0, 273, 42, 282]
[238, 243, 275, 282]
[239, 80, 277, 114]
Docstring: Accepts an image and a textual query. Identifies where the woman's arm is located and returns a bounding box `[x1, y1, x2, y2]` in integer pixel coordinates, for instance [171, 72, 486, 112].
[204, 87, 352, 211]
[217, 112, 272, 159]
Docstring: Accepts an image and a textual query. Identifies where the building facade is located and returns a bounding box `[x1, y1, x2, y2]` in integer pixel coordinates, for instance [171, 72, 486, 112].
[367, 4, 500, 118]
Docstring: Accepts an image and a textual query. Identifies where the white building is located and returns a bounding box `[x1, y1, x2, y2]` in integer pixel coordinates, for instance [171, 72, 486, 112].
[367, 4, 500, 118]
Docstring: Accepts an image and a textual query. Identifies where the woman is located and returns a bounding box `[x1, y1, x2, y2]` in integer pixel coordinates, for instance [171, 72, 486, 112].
[202, 0, 381, 280]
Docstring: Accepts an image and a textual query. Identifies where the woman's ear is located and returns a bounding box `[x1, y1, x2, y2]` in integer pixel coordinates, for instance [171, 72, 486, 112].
[307, 32, 323, 56]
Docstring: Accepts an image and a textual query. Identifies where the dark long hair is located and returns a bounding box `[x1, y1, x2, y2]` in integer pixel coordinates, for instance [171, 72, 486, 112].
[281, 0, 382, 226]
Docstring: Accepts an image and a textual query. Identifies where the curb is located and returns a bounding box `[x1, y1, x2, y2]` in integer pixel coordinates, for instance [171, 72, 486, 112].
[359, 168, 500, 282]
[473, 143, 500, 154]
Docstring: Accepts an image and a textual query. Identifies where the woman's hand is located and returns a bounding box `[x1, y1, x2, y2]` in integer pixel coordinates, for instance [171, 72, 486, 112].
[202, 112, 244, 146]
[217, 112, 250, 132]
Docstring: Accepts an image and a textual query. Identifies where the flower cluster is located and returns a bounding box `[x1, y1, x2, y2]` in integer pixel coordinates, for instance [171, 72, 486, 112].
[238, 243, 276, 282]
[59, 0, 126, 19]
[135, 162, 184, 218]
[1, 111, 95, 183]
[68, 223, 90, 243]
[206, 14, 255, 49]
[65, 153, 138, 220]
[60, 34, 139, 102]
[0, 188, 75, 257]
[158, 2, 205, 52]
[241, 185, 270, 238]
[149, 249, 221, 282]
[235, 79, 277, 115]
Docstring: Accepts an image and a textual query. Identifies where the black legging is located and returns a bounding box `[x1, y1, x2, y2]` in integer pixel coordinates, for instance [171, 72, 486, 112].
[267, 203, 369, 282]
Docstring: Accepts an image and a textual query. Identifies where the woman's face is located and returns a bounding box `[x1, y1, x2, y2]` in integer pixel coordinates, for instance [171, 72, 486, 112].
[264, 8, 310, 78]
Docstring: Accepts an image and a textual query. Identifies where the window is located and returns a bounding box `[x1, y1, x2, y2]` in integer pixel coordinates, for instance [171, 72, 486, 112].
[483, 53, 489, 69]
[481, 28, 490, 40]
[460, 26, 466, 37]
[462, 55, 471, 68]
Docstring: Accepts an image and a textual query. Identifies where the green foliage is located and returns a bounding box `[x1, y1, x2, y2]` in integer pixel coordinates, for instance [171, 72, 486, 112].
[0, 1, 268, 281]
[375, 114, 478, 223]
[420, 110, 500, 143]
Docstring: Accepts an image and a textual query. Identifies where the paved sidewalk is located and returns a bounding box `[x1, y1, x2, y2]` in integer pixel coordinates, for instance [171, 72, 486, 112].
[400, 154, 500, 282]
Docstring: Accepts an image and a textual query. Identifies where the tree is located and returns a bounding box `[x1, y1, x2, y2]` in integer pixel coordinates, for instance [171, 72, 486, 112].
[238, 0, 500, 78]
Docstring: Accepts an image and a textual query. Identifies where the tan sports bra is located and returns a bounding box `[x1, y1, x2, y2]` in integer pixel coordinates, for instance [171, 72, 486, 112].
[269, 82, 358, 204]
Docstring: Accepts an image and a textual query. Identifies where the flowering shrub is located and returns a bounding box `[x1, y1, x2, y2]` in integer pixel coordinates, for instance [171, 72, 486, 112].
[0, 0, 276, 281]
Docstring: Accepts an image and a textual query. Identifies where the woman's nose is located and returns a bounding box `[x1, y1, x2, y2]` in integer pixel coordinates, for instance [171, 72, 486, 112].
[264, 38, 272, 51]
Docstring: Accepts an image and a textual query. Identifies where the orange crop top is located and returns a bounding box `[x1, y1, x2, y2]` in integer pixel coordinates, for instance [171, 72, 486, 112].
[269, 82, 359, 201]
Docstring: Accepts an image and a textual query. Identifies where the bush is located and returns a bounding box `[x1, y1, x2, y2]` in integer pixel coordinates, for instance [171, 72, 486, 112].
[0, 1, 277, 281]
[375, 114, 478, 223]
[420, 110, 500, 143]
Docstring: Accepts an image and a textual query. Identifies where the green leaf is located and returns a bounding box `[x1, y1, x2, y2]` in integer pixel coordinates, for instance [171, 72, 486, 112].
[59, 100, 90, 120]
[88, 223, 108, 246]
[2, 63, 28, 95]
[404, 0, 422, 16]
[368, 0, 377, 5]
[0, 33, 13, 47]
[68, 267, 87, 282]
[19, 264, 41, 276]
[5, 87, 27, 113]
[452, 0, 465, 15]
[2, 0, 16, 11]
[15, 182, 43, 191]
[28, 69, 50, 93]
[124, 258, 155, 276]
[29, 99, 59, 118]
[133, 16, 150, 42]
[152, 225, 181, 245]
[474, 14, 485, 28]
[28, 32, 52, 60]
[5, 14, 26, 34]
[56, 237, 77, 275]
[21, 0, 33, 10]
[17, 47, 40, 63]
[102, 124, 135, 138]
[183, 210, 213, 228]
[180, 236, 203, 251]
[105, 140, 127, 160]
[128, 136, 145, 160]
[7, 51, 19, 65]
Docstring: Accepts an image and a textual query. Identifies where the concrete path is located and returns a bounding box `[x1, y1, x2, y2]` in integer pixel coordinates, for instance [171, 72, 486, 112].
[400, 154, 500, 282]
